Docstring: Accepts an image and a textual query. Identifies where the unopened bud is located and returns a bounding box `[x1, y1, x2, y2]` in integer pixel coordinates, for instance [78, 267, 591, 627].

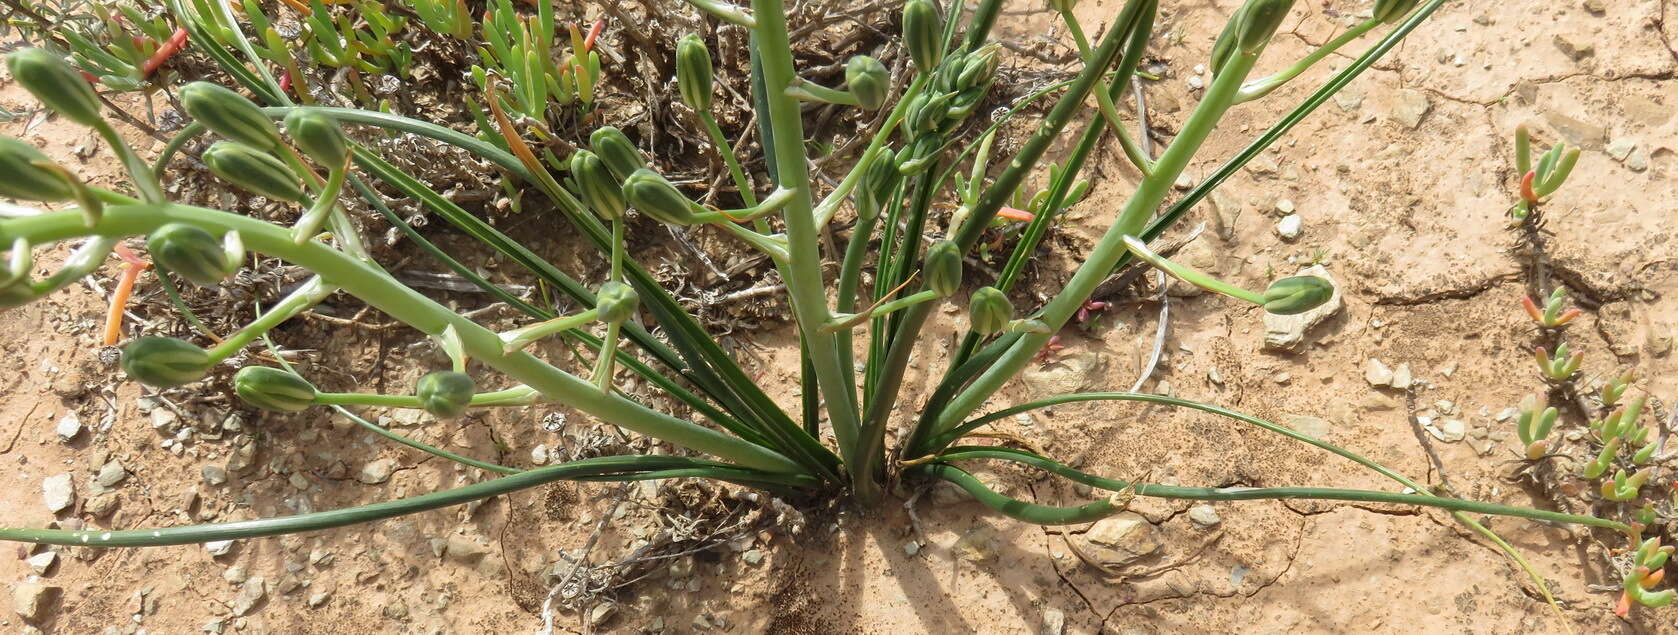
[595, 281, 639, 324]
[6, 48, 103, 127]
[0, 137, 75, 202]
[284, 110, 350, 165]
[1261, 275, 1332, 315]
[234, 366, 319, 412]
[1236, 0, 1295, 54]
[180, 82, 280, 150]
[621, 169, 699, 225]
[968, 286, 1014, 335]
[846, 56, 889, 110]
[902, 0, 944, 74]
[120, 336, 212, 388]
[570, 150, 626, 220]
[417, 370, 476, 419]
[147, 223, 234, 287]
[676, 34, 714, 112]
[202, 141, 305, 202]
[924, 240, 964, 297]
[588, 126, 647, 181]
[1372, 0, 1420, 24]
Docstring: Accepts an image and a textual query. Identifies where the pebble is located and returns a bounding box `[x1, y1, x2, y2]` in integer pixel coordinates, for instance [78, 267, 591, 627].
[55, 414, 82, 442]
[1188, 505, 1222, 527]
[1390, 90, 1431, 129]
[357, 458, 396, 484]
[1080, 512, 1159, 564]
[1390, 363, 1414, 389]
[1552, 33, 1595, 61]
[231, 577, 265, 616]
[1285, 415, 1332, 439]
[1041, 608, 1067, 635]
[741, 549, 765, 566]
[444, 536, 489, 563]
[530, 444, 549, 465]
[202, 465, 229, 486]
[1186, 75, 1204, 90]
[1607, 137, 1637, 162]
[12, 582, 57, 623]
[307, 591, 331, 608]
[903, 541, 921, 556]
[26, 551, 56, 575]
[205, 540, 235, 557]
[1440, 419, 1467, 442]
[1365, 359, 1394, 386]
[95, 460, 128, 488]
[1275, 214, 1302, 240]
[590, 603, 617, 627]
[42, 474, 75, 514]
[1275, 198, 1295, 214]
[223, 566, 248, 584]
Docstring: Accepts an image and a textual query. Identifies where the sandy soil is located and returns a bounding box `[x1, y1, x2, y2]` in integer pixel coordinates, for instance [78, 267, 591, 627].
[1, 1, 1675, 633]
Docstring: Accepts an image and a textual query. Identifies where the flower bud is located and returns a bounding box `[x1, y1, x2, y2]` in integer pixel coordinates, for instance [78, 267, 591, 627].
[179, 82, 280, 150]
[588, 126, 647, 181]
[955, 45, 999, 91]
[968, 286, 1014, 335]
[676, 34, 714, 113]
[147, 223, 234, 287]
[924, 240, 963, 297]
[1047, 0, 1078, 12]
[202, 141, 305, 202]
[120, 336, 212, 388]
[1261, 275, 1332, 315]
[6, 48, 103, 127]
[1372, 0, 1420, 23]
[907, 91, 953, 134]
[1208, 9, 1243, 76]
[622, 168, 699, 225]
[0, 137, 75, 202]
[570, 150, 626, 220]
[417, 370, 476, 419]
[1236, 0, 1295, 55]
[595, 280, 639, 324]
[845, 56, 889, 111]
[859, 147, 901, 217]
[896, 134, 943, 175]
[283, 109, 350, 166]
[902, 0, 943, 74]
[234, 366, 319, 412]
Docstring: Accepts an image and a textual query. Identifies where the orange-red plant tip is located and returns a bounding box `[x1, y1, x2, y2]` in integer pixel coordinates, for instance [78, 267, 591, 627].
[1520, 296, 1544, 321]
[1519, 170, 1538, 204]
[1615, 591, 1631, 617]
[585, 19, 605, 51]
[997, 207, 1034, 222]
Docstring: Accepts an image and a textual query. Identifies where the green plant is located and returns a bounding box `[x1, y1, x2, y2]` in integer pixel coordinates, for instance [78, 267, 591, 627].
[0, 0, 1660, 623]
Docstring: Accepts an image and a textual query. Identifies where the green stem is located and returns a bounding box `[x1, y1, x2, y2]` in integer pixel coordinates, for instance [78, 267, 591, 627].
[810, 77, 925, 227]
[316, 386, 540, 409]
[500, 309, 600, 353]
[750, 0, 869, 498]
[1058, 9, 1152, 175]
[1234, 19, 1381, 104]
[698, 111, 759, 207]
[2, 205, 805, 474]
[1120, 235, 1264, 304]
[610, 216, 624, 282]
[918, 463, 1121, 525]
[823, 290, 939, 333]
[785, 80, 860, 107]
[334, 405, 520, 474]
[590, 320, 623, 392]
[935, 40, 1259, 435]
[205, 277, 335, 361]
[91, 119, 163, 204]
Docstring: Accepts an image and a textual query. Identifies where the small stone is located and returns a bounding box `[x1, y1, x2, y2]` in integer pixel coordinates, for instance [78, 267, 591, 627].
[1440, 419, 1467, 442]
[530, 444, 549, 465]
[1041, 608, 1067, 635]
[1365, 359, 1394, 386]
[42, 474, 75, 513]
[1174, 174, 1194, 190]
[1186, 75, 1204, 90]
[288, 473, 309, 490]
[1188, 505, 1222, 527]
[1275, 214, 1303, 241]
[1552, 33, 1594, 61]
[1607, 138, 1637, 162]
[1272, 373, 1292, 385]
[203, 618, 225, 634]
[383, 600, 409, 621]
[1285, 415, 1332, 439]
[1207, 367, 1224, 385]
[307, 591, 331, 608]
[84, 492, 118, 518]
[205, 540, 235, 557]
[12, 582, 57, 622]
[201, 465, 228, 485]
[1438, 361, 1457, 378]
[95, 460, 128, 488]
[1391, 363, 1414, 389]
[1390, 89, 1431, 129]
[1545, 111, 1607, 150]
[1080, 512, 1159, 565]
[1582, 0, 1605, 13]
[231, 578, 265, 616]
[55, 414, 83, 441]
[444, 536, 489, 563]
[903, 541, 921, 556]
[590, 603, 618, 627]
[1275, 198, 1295, 214]
[26, 551, 57, 575]
[150, 408, 180, 432]
[357, 458, 395, 484]
[741, 549, 765, 566]
[226, 441, 257, 474]
[1625, 147, 1649, 172]
[223, 566, 248, 584]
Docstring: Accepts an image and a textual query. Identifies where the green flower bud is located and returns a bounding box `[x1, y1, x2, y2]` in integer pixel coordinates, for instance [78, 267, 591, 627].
[1208, 6, 1244, 76]
[924, 240, 964, 297]
[1372, 0, 1420, 23]
[1261, 275, 1333, 315]
[622, 168, 699, 226]
[902, 0, 943, 74]
[6, 48, 103, 127]
[1236, 0, 1295, 55]
[1047, 0, 1078, 12]
[283, 109, 350, 166]
[417, 370, 476, 419]
[120, 336, 212, 388]
[234, 366, 319, 412]
[569, 150, 626, 220]
[845, 56, 889, 111]
[0, 137, 75, 202]
[676, 34, 714, 112]
[896, 134, 942, 175]
[859, 147, 901, 216]
[955, 45, 1000, 91]
[179, 82, 280, 150]
[202, 141, 305, 202]
[147, 223, 234, 287]
[588, 126, 648, 181]
[595, 280, 639, 324]
[907, 91, 952, 134]
[968, 286, 1014, 335]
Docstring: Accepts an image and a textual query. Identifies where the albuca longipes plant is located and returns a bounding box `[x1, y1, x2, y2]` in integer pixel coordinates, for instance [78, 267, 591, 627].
[0, 0, 1667, 618]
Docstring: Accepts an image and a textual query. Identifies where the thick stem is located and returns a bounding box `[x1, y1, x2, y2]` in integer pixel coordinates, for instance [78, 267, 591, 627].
[2, 205, 804, 474]
[750, 0, 871, 499]
[935, 51, 1261, 434]
[1235, 19, 1380, 103]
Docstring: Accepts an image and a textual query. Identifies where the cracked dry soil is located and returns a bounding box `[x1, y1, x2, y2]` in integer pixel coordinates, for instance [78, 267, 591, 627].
[0, 1, 1675, 633]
